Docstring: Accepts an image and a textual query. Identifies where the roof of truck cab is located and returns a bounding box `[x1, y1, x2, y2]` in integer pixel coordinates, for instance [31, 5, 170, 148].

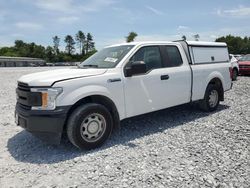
[106, 41, 176, 47]
[107, 41, 227, 48]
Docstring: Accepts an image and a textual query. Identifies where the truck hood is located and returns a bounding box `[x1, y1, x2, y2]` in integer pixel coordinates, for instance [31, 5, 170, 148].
[18, 68, 107, 86]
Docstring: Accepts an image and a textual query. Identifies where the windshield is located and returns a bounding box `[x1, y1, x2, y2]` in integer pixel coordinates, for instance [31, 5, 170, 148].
[239, 55, 250, 61]
[79, 45, 134, 68]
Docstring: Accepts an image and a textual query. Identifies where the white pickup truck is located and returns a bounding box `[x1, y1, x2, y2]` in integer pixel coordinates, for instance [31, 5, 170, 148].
[15, 41, 232, 149]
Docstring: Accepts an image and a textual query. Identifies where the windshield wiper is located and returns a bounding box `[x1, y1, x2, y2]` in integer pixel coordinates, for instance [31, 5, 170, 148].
[82, 64, 99, 68]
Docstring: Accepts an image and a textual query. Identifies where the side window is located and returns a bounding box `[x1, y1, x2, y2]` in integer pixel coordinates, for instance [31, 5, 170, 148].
[164, 46, 183, 67]
[130, 46, 162, 72]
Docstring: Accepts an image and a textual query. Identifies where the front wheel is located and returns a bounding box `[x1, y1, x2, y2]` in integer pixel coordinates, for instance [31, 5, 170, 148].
[199, 84, 220, 112]
[67, 103, 113, 150]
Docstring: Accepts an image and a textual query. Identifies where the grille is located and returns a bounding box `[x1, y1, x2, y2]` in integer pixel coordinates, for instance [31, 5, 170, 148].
[18, 82, 30, 91]
[239, 65, 250, 68]
[17, 82, 31, 108]
[16, 82, 42, 108]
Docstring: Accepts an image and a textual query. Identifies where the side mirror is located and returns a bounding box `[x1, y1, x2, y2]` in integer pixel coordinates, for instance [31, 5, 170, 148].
[125, 61, 147, 77]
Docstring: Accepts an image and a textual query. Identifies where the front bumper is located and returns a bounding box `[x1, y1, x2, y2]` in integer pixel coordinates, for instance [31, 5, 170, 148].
[239, 68, 250, 75]
[15, 103, 71, 144]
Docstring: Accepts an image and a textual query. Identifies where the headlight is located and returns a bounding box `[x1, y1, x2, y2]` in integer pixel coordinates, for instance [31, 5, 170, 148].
[30, 87, 63, 110]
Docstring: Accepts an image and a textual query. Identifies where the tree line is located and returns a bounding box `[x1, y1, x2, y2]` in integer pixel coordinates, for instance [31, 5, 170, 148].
[0, 31, 137, 63]
[1, 33, 249, 62]
[0, 31, 96, 62]
[181, 34, 250, 54]
[215, 35, 250, 54]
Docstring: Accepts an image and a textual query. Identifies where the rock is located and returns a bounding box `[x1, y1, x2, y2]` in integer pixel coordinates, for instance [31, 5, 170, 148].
[0, 68, 249, 188]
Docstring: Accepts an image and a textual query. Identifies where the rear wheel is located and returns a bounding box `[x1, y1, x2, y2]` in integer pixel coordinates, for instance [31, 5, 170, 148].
[67, 103, 113, 150]
[199, 84, 220, 112]
[232, 68, 238, 81]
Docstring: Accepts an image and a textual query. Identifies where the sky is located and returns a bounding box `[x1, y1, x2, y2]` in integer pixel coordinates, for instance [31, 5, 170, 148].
[0, 0, 250, 50]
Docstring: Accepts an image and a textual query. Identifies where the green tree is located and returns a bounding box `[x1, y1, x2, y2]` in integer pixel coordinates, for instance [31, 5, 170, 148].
[14, 40, 29, 56]
[14, 40, 25, 49]
[75, 31, 86, 55]
[64, 35, 75, 55]
[12, 40, 45, 58]
[27, 42, 45, 58]
[126, 32, 138, 42]
[85, 33, 95, 53]
[0, 47, 16, 56]
[182, 35, 187, 40]
[0, 31, 99, 63]
[45, 46, 54, 62]
[215, 35, 250, 54]
[52, 36, 60, 55]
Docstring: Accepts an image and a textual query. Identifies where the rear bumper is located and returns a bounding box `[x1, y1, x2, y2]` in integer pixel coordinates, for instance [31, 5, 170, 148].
[15, 103, 71, 144]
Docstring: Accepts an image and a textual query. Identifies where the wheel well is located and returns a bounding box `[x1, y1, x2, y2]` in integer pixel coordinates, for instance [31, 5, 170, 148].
[233, 67, 238, 74]
[64, 95, 120, 132]
[208, 78, 224, 101]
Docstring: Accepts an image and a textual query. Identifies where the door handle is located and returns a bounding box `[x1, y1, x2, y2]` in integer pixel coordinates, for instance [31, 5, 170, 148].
[107, 78, 121, 83]
[161, 75, 169, 80]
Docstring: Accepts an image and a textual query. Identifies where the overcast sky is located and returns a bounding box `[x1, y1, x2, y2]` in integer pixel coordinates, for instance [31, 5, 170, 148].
[0, 0, 250, 50]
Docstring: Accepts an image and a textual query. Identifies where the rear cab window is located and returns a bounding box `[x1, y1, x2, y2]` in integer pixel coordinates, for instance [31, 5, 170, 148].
[162, 46, 183, 67]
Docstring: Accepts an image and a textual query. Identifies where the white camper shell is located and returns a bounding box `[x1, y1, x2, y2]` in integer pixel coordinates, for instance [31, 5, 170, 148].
[177, 41, 229, 65]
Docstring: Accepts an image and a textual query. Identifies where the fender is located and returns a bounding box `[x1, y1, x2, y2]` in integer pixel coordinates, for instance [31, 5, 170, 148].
[202, 71, 225, 98]
[206, 71, 225, 89]
[192, 70, 225, 101]
[56, 84, 125, 120]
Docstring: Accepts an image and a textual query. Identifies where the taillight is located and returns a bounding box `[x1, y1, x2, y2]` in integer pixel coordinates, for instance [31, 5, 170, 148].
[229, 67, 233, 79]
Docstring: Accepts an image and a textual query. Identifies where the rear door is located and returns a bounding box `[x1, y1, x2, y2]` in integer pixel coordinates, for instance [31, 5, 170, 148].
[159, 45, 192, 107]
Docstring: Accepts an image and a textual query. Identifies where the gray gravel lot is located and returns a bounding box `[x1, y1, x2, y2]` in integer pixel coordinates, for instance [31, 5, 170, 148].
[0, 67, 249, 187]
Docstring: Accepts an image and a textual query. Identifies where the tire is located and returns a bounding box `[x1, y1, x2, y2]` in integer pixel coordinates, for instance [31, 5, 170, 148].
[232, 68, 238, 81]
[67, 103, 113, 150]
[199, 84, 220, 112]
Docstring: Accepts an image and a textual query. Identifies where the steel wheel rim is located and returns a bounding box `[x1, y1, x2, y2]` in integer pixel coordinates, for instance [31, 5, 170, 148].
[208, 90, 218, 108]
[80, 113, 106, 142]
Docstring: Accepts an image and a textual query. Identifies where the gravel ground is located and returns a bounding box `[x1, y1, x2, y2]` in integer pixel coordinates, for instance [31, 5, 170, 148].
[0, 67, 249, 188]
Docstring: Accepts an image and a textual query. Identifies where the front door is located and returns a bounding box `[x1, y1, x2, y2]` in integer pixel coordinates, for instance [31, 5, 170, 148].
[123, 45, 191, 118]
